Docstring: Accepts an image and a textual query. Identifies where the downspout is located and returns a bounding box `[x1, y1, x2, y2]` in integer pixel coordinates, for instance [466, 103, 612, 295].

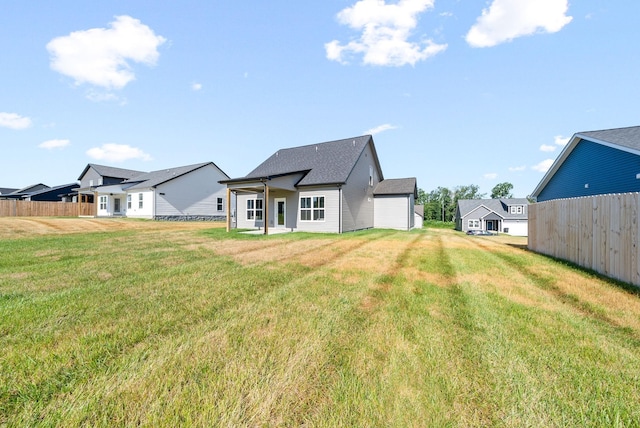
[408, 195, 411, 230]
[338, 185, 342, 233]
[226, 187, 231, 232]
[263, 181, 269, 235]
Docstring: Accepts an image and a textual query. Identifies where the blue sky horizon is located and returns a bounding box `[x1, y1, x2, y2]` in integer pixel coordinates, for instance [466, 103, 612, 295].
[2, 1, 639, 198]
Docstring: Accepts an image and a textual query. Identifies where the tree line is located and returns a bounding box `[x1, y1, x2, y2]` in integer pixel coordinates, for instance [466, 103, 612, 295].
[417, 182, 514, 222]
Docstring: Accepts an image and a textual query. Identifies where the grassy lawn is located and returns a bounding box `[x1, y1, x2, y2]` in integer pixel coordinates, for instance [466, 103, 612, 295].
[1, 219, 640, 427]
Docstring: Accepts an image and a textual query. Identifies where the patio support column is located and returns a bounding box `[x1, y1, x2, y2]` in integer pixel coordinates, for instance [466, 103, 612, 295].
[226, 187, 231, 232]
[263, 183, 269, 235]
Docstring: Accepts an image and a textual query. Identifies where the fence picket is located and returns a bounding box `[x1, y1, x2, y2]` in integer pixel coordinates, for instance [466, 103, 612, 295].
[0, 200, 95, 217]
[529, 193, 640, 288]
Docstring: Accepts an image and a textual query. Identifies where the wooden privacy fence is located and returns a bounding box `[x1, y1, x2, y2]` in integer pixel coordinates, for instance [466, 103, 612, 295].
[0, 200, 95, 217]
[528, 193, 640, 287]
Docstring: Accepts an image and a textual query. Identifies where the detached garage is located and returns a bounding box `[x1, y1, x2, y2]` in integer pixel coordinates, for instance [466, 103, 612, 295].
[373, 178, 417, 230]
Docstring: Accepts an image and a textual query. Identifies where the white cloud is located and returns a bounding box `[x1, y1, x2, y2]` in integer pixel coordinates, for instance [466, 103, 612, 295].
[509, 165, 526, 172]
[364, 123, 397, 135]
[554, 135, 570, 146]
[466, 0, 572, 48]
[484, 173, 498, 180]
[86, 143, 152, 162]
[532, 159, 554, 173]
[85, 90, 121, 103]
[39, 139, 70, 150]
[47, 15, 166, 89]
[0, 112, 32, 130]
[540, 144, 556, 152]
[325, 0, 447, 66]
[191, 82, 203, 91]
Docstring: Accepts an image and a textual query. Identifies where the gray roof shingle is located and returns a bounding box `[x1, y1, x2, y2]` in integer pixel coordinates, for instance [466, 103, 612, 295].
[79, 164, 146, 181]
[578, 126, 640, 151]
[373, 178, 417, 196]
[457, 198, 529, 220]
[228, 135, 380, 186]
[124, 162, 222, 190]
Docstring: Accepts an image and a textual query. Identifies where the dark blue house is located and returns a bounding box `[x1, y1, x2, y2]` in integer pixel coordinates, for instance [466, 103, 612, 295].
[531, 126, 640, 202]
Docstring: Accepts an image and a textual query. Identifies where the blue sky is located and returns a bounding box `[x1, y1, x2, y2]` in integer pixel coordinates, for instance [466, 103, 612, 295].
[2, 1, 639, 197]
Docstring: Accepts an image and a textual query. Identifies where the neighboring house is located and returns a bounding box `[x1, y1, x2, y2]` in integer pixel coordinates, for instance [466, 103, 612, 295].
[0, 184, 50, 199]
[20, 183, 79, 202]
[0, 188, 18, 195]
[532, 126, 640, 202]
[414, 205, 424, 229]
[220, 135, 418, 233]
[77, 162, 231, 220]
[373, 178, 417, 230]
[76, 164, 146, 205]
[456, 198, 529, 236]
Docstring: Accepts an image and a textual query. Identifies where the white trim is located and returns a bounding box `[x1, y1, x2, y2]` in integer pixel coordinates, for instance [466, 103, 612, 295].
[299, 195, 325, 222]
[274, 197, 286, 228]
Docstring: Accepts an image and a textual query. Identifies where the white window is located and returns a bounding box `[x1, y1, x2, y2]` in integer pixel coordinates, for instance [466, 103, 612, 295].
[99, 195, 107, 210]
[217, 197, 224, 212]
[127, 194, 132, 209]
[300, 196, 325, 221]
[138, 193, 144, 209]
[468, 219, 480, 228]
[510, 205, 524, 214]
[246, 199, 263, 220]
[369, 166, 374, 186]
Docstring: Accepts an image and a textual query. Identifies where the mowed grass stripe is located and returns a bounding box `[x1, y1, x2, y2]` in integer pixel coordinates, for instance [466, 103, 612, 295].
[1, 220, 640, 426]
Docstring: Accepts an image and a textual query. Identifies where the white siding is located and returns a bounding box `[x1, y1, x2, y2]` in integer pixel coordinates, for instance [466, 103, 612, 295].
[235, 193, 265, 229]
[154, 164, 228, 217]
[414, 213, 423, 228]
[374, 195, 413, 230]
[296, 188, 340, 233]
[126, 190, 154, 219]
[341, 142, 379, 232]
[503, 220, 528, 236]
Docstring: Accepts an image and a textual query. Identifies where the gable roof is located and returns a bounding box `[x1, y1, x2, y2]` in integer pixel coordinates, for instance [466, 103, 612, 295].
[14, 184, 49, 194]
[373, 178, 417, 197]
[531, 126, 640, 198]
[0, 187, 18, 195]
[457, 198, 528, 220]
[0, 184, 50, 199]
[223, 135, 383, 186]
[78, 163, 146, 181]
[124, 162, 228, 190]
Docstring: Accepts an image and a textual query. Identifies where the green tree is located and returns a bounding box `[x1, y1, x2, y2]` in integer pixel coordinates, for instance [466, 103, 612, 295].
[449, 184, 485, 222]
[491, 182, 514, 199]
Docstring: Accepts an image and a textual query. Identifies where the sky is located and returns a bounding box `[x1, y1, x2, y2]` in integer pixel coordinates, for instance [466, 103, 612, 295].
[2, 0, 640, 198]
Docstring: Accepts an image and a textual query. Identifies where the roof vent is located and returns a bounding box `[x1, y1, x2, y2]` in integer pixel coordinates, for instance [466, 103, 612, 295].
[315, 146, 318, 152]
[353, 140, 356, 146]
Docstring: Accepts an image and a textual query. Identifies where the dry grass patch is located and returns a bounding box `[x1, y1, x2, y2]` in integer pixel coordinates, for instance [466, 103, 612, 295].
[3, 219, 640, 426]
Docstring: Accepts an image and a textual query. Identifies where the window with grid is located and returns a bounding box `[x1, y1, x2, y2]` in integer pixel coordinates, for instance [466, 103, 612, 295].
[246, 199, 263, 220]
[300, 196, 324, 221]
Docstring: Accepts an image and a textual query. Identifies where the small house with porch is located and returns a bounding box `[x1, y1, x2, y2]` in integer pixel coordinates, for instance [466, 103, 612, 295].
[221, 135, 419, 233]
[76, 162, 231, 220]
[455, 198, 529, 236]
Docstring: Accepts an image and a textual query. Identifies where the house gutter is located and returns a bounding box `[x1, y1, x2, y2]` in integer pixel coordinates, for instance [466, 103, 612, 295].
[338, 185, 342, 233]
